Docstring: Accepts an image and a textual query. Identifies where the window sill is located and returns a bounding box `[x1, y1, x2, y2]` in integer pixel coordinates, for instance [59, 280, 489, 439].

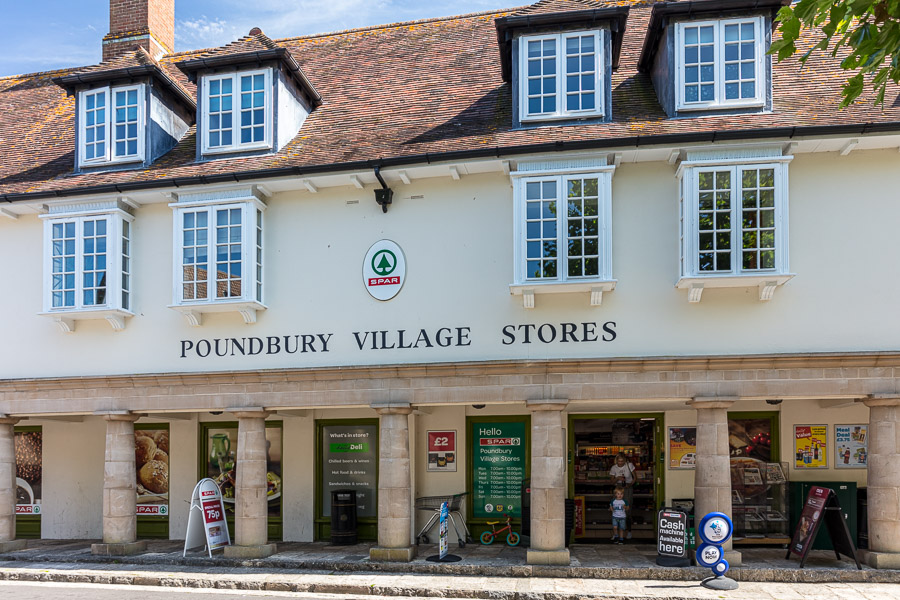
[39, 308, 134, 333]
[520, 111, 605, 123]
[676, 274, 795, 303]
[509, 280, 616, 309]
[675, 100, 765, 113]
[201, 142, 272, 156]
[168, 299, 267, 326]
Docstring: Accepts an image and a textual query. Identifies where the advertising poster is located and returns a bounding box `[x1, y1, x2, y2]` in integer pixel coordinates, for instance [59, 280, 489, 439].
[794, 425, 827, 469]
[789, 485, 829, 557]
[834, 425, 867, 469]
[471, 420, 526, 519]
[427, 430, 457, 472]
[668, 427, 696, 469]
[206, 426, 283, 517]
[728, 417, 772, 461]
[321, 424, 377, 517]
[135, 427, 169, 516]
[14, 430, 42, 515]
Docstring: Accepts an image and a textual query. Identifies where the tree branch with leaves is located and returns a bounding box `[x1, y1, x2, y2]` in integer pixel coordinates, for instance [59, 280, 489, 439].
[770, 0, 900, 107]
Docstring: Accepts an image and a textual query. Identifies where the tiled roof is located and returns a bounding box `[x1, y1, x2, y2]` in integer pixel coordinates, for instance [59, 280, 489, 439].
[186, 30, 281, 60]
[1, 0, 899, 200]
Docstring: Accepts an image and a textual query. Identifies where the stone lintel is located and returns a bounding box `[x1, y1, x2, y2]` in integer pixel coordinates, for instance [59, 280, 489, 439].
[526, 398, 569, 412]
[91, 540, 147, 556]
[687, 397, 738, 410]
[372, 402, 413, 416]
[526, 548, 571, 565]
[369, 546, 416, 562]
[223, 543, 277, 559]
[0, 539, 26, 553]
[860, 549, 900, 569]
[95, 411, 140, 422]
[230, 407, 272, 420]
[862, 395, 900, 408]
[0, 416, 20, 426]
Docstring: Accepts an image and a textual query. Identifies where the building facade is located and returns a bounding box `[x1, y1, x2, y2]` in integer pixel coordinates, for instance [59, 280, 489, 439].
[1, 0, 900, 568]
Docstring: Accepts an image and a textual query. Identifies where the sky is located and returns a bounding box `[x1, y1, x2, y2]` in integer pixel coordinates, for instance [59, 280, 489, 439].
[0, 0, 508, 77]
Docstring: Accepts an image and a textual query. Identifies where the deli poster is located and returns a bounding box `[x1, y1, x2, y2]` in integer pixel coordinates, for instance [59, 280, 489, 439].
[834, 425, 867, 469]
[794, 425, 827, 469]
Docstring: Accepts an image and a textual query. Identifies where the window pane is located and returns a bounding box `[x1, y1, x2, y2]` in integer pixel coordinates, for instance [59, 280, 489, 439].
[83, 90, 107, 161]
[738, 167, 777, 271]
[697, 170, 733, 272]
[564, 34, 597, 113]
[208, 77, 234, 148]
[524, 179, 559, 280]
[683, 26, 715, 104]
[565, 177, 600, 278]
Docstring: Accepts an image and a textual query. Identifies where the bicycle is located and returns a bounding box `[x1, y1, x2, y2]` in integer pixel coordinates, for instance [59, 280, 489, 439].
[479, 513, 520, 546]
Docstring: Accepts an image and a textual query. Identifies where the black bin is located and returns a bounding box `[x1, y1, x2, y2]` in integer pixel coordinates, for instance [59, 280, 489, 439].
[331, 489, 358, 545]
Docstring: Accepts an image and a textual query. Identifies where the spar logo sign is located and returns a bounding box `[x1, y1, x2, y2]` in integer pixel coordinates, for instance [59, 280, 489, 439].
[363, 240, 406, 301]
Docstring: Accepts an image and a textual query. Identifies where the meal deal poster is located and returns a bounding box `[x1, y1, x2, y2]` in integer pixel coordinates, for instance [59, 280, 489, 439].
[668, 427, 696, 469]
[471, 420, 526, 519]
[834, 425, 867, 469]
[427, 430, 457, 472]
[794, 425, 827, 469]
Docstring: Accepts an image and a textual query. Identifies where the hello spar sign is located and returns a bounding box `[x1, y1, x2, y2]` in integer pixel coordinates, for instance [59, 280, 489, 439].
[471, 420, 527, 519]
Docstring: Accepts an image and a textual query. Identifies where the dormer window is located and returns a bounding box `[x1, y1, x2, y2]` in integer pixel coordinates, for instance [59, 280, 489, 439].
[78, 84, 145, 165]
[520, 30, 604, 121]
[202, 69, 272, 154]
[675, 17, 765, 111]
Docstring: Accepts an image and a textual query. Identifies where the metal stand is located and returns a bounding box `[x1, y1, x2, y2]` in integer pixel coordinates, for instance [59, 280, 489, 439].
[701, 576, 739, 591]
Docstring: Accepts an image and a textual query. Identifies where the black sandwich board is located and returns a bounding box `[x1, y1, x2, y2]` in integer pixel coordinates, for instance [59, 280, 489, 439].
[656, 508, 690, 567]
[786, 485, 861, 569]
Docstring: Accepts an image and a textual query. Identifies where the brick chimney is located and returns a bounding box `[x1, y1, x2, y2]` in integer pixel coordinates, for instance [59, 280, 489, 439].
[102, 0, 175, 61]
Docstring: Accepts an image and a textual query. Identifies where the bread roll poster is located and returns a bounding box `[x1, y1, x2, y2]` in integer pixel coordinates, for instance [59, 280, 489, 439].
[135, 427, 169, 515]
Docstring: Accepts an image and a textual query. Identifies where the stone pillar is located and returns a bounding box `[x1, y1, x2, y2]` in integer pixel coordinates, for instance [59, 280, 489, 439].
[224, 408, 277, 559]
[370, 403, 416, 562]
[0, 417, 25, 553]
[687, 397, 740, 565]
[92, 412, 146, 556]
[861, 395, 900, 568]
[527, 399, 570, 565]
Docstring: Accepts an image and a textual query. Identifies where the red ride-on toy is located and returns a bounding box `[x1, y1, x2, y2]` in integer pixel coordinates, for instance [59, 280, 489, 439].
[480, 513, 520, 546]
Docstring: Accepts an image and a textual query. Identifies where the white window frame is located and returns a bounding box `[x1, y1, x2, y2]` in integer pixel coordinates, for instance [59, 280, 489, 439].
[677, 156, 793, 302]
[509, 166, 616, 307]
[674, 16, 766, 112]
[169, 194, 266, 325]
[200, 69, 273, 155]
[39, 207, 134, 332]
[77, 84, 146, 167]
[519, 30, 605, 122]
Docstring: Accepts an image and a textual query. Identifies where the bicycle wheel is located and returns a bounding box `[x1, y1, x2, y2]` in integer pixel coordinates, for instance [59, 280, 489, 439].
[480, 531, 494, 545]
[506, 532, 520, 546]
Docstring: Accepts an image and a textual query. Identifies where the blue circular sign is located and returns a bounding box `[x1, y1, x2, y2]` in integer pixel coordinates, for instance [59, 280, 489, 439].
[713, 558, 730, 576]
[698, 512, 733, 545]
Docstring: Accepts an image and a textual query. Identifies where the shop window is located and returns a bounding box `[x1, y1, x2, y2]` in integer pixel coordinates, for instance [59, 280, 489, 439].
[316, 420, 378, 541]
[40, 203, 134, 332]
[202, 422, 283, 541]
[675, 17, 766, 112]
[15, 427, 42, 538]
[510, 162, 616, 307]
[677, 150, 793, 302]
[135, 424, 170, 538]
[169, 188, 266, 326]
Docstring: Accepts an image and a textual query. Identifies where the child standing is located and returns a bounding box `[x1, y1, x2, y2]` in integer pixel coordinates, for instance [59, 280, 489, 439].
[608, 452, 635, 539]
[609, 486, 629, 544]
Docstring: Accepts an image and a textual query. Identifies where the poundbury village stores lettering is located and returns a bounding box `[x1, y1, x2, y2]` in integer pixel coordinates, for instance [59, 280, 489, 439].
[178, 322, 618, 359]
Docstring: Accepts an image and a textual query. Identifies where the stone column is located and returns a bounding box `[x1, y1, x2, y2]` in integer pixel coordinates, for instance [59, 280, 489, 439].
[370, 403, 415, 562]
[527, 399, 570, 565]
[0, 416, 25, 553]
[861, 395, 900, 568]
[224, 408, 276, 558]
[687, 397, 740, 565]
[92, 412, 146, 556]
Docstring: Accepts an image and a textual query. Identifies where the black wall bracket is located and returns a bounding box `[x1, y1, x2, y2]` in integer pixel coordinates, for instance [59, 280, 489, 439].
[373, 166, 393, 213]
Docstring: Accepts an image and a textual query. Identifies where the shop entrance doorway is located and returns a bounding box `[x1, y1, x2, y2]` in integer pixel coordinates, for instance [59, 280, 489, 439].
[568, 414, 664, 543]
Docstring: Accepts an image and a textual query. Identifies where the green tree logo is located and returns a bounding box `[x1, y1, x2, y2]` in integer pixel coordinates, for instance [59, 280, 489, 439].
[371, 249, 397, 276]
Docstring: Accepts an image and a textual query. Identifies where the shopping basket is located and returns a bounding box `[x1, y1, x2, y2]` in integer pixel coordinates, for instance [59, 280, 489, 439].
[414, 492, 472, 547]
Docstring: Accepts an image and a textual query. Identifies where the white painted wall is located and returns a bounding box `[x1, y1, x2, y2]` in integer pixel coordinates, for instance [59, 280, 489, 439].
[2, 149, 900, 380]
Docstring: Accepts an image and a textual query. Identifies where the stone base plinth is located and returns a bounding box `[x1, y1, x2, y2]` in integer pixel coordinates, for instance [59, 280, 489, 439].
[527, 548, 571, 565]
[369, 546, 416, 562]
[223, 543, 278, 559]
[0, 539, 26, 553]
[91, 540, 147, 556]
[860, 550, 900, 569]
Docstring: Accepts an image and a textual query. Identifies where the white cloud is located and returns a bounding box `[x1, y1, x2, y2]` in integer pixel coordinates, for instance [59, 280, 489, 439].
[177, 15, 236, 49]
